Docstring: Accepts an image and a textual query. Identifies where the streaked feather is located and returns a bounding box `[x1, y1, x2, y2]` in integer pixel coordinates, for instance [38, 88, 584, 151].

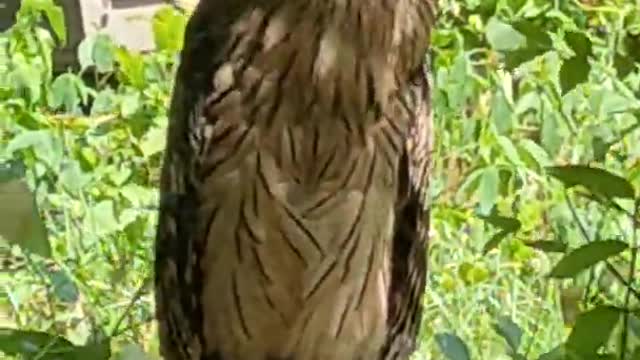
[155, 1, 437, 359]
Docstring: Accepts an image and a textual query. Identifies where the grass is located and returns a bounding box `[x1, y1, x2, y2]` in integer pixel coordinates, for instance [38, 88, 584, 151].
[1, 0, 639, 359]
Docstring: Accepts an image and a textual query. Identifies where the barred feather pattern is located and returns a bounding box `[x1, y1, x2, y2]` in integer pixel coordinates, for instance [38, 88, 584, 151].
[154, 1, 436, 359]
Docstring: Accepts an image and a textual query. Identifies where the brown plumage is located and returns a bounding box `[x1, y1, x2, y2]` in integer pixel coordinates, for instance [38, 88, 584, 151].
[154, 1, 437, 359]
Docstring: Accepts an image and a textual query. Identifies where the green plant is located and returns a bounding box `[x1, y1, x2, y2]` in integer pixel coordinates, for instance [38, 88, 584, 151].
[1, 0, 639, 359]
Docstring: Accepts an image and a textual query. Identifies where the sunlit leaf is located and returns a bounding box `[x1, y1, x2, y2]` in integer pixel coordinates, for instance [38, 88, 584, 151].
[497, 136, 522, 165]
[20, 0, 66, 45]
[540, 113, 561, 156]
[518, 139, 552, 170]
[486, 18, 526, 51]
[115, 49, 146, 89]
[120, 92, 141, 118]
[152, 6, 187, 53]
[6, 130, 64, 169]
[93, 34, 115, 73]
[77, 35, 96, 71]
[51, 73, 80, 112]
[491, 90, 513, 134]
[458, 262, 490, 285]
[139, 126, 167, 158]
[478, 166, 500, 216]
[83, 200, 120, 237]
[549, 240, 628, 279]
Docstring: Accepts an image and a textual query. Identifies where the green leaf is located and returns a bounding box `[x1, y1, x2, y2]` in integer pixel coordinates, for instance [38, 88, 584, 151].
[20, 0, 67, 45]
[49, 269, 79, 303]
[0, 328, 74, 358]
[566, 306, 622, 356]
[152, 7, 187, 53]
[93, 34, 115, 73]
[518, 139, 552, 169]
[478, 213, 521, 233]
[502, 19, 553, 70]
[540, 113, 561, 156]
[9, 65, 42, 103]
[496, 136, 522, 165]
[560, 56, 590, 95]
[545, 165, 635, 199]
[537, 345, 575, 360]
[6, 130, 64, 169]
[613, 33, 640, 79]
[435, 333, 471, 360]
[458, 261, 490, 285]
[483, 230, 510, 254]
[0, 327, 110, 360]
[486, 17, 526, 51]
[73, 338, 111, 360]
[77, 35, 96, 71]
[40, 1, 67, 46]
[549, 240, 628, 279]
[83, 200, 120, 237]
[51, 73, 80, 112]
[613, 52, 636, 79]
[115, 49, 146, 89]
[139, 127, 167, 158]
[592, 136, 610, 163]
[0, 179, 51, 258]
[512, 19, 553, 50]
[120, 92, 141, 118]
[91, 89, 117, 115]
[491, 90, 513, 134]
[565, 31, 592, 57]
[524, 240, 567, 253]
[493, 316, 523, 353]
[477, 166, 500, 215]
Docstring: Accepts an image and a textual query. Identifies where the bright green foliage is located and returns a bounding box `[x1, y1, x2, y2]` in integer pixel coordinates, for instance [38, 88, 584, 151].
[1, 0, 640, 359]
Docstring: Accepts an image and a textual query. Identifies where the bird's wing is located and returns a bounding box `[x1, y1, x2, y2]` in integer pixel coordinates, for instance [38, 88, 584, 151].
[381, 62, 434, 360]
[154, 2, 249, 358]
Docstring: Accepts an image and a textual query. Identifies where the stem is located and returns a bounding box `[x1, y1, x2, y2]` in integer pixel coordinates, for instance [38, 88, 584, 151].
[565, 193, 640, 303]
[619, 198, 639, 360]
[110, 274, 152, 337]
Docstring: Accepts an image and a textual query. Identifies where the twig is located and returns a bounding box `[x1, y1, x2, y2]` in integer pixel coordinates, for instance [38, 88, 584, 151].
[110, 274, 152, 338]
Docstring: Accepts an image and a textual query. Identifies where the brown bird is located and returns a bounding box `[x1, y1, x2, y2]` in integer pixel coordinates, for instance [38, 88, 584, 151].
[154, 1, 437, 359]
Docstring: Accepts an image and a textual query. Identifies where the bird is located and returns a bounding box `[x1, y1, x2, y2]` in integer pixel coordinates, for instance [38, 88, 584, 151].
[154, 1, 437, 359]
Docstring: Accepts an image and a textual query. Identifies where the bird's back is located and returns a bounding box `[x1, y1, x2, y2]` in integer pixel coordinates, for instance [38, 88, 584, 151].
[155, 1, 436, 359]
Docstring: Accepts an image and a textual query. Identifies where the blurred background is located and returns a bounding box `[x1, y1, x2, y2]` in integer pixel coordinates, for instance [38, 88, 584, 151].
[1, 0, 639, 359]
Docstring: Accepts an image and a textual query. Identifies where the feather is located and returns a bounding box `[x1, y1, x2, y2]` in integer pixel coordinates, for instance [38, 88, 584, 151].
[154, 1, 437, 359]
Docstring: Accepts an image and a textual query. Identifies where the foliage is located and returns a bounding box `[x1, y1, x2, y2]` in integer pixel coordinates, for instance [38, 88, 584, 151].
[1, 0, 639, 359]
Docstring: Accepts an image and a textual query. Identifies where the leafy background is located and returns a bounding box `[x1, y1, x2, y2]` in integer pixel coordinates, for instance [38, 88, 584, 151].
[1, 0, 639, 359]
